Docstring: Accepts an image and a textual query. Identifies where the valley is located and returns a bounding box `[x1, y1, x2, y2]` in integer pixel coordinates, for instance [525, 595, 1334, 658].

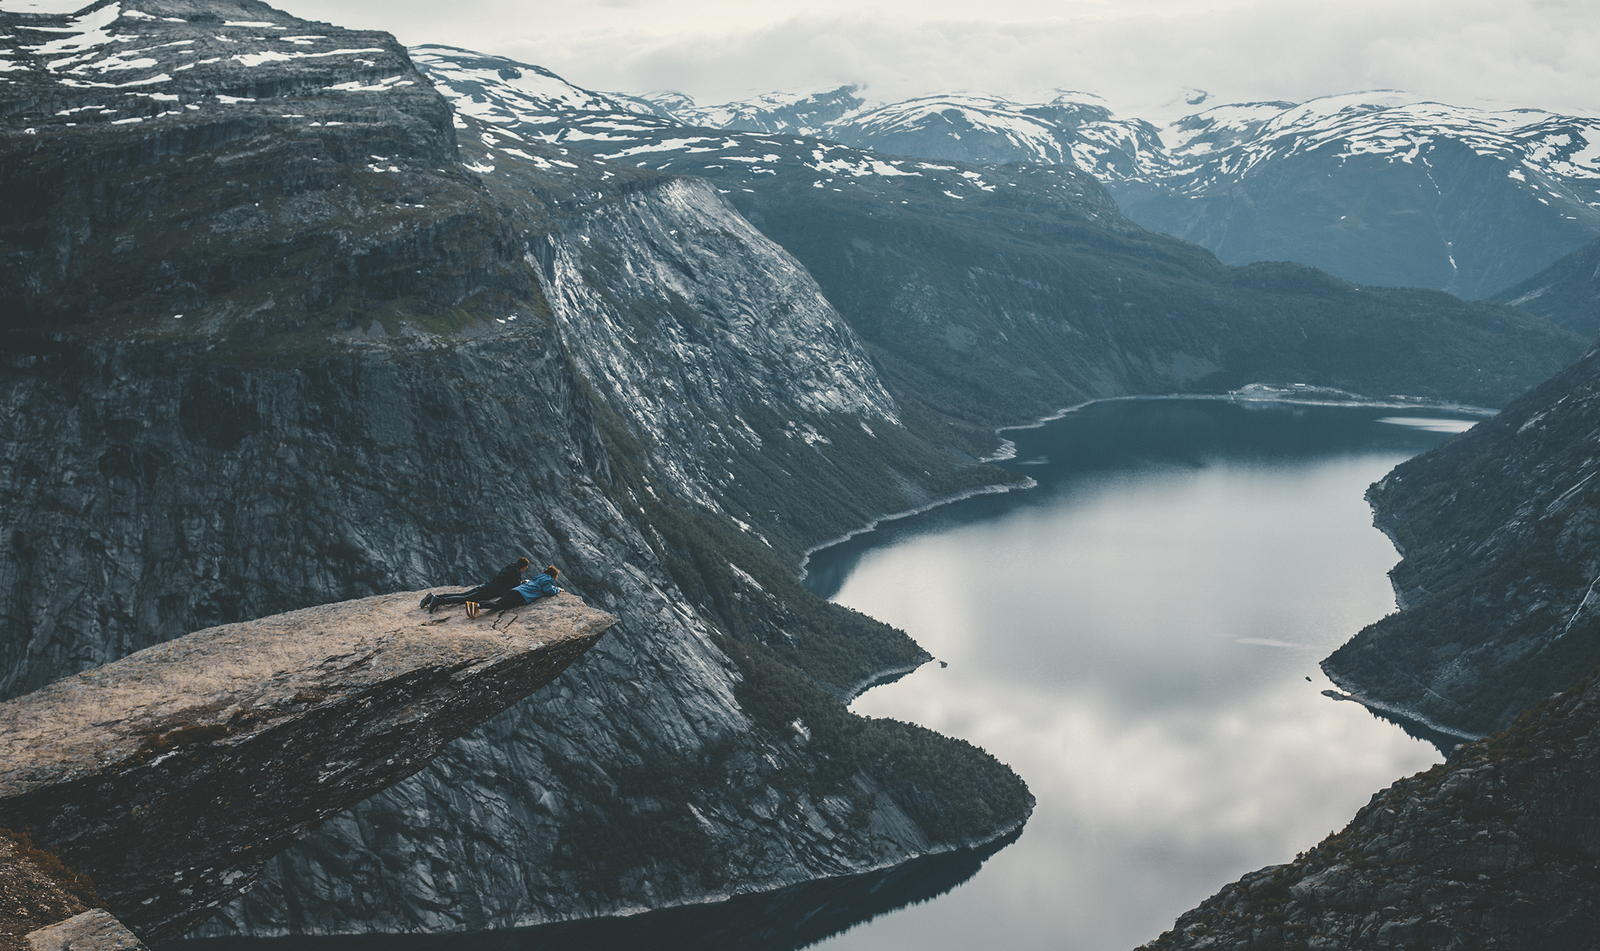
[1, 0, 1598, 948]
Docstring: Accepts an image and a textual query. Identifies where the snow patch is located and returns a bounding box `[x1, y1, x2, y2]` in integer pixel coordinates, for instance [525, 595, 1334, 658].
[25, 2, 121, 59]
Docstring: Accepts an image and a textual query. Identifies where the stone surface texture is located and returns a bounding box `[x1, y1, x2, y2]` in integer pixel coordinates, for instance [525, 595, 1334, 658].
[0, 592, 614, 943]
[0, 837, 91, 951]
[27, 910, 148, 951]
[1324, 338, 1600, 738]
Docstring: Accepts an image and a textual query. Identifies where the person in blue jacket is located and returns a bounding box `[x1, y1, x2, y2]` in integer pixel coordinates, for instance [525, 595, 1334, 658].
[421, 557, 529, 612]
[466, 565, 563, 618]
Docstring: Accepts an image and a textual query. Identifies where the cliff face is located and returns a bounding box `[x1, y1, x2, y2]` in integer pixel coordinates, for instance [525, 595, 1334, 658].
[1322, 339, 1600, 738]
[0, 591, 614, 944]
[1, 0, 1032, 937]
[1140, 672, 1600, 950]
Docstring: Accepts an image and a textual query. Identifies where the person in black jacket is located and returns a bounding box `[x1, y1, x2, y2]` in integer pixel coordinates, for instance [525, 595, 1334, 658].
[421, 557, 530, 612]
[465, 566, 562, 618]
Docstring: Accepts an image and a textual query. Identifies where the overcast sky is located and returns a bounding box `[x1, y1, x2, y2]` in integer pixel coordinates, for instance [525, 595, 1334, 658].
[272, 0, 1598, 118]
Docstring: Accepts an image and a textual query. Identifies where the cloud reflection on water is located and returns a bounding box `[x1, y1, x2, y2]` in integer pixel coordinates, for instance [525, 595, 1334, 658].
[819, 440, 1446, 950]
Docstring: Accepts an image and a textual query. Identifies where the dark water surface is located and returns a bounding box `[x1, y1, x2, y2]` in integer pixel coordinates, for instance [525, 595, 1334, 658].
[184, 398, 1479, 951]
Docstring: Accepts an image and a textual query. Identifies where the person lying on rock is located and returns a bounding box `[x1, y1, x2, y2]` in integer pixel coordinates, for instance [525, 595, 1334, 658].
[465, 566, 562, 618]
[420, 557, 529, 613]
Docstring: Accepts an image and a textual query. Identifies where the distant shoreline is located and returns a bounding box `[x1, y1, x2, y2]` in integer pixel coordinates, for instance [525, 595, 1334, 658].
[806, 386, 1496, 580]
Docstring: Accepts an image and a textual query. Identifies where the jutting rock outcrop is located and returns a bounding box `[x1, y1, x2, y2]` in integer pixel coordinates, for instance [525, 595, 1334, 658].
[0, 591, 615, 944]
[1140, 670, 1600, 950]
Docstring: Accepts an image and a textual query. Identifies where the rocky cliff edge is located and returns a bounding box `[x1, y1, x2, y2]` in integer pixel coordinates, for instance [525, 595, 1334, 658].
[0, 592, 615, 945]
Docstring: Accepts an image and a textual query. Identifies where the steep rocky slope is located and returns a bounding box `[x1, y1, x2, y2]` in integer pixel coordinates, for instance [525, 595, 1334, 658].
[413, 48, 1586, 424]
[1492, 235, 1600, 337]
[1322, 336, 1600, 739]
[640, 86, 1600, 299]
[1140, 671, 1600, 950]
[1, 591, 614, 943]
[0, 0, 1030, 938]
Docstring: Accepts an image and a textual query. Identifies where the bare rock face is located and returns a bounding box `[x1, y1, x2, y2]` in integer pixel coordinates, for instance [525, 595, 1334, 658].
[27, 910, 147, 951]
[1324, 339, 1600, 739]
[0, 592, 615, 944]
[0, 0, 1033, 937]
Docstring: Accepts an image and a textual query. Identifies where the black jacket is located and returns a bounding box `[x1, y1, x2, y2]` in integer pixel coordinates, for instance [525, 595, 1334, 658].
[469, 561, 526, 600]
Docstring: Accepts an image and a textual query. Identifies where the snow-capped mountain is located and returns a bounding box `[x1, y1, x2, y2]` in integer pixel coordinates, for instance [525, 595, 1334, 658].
[1112, 91, 1600, 297]
[0, 8, 1029, 940]
[633, 85, 1167, 178]
[409, 44, 1582, 422]
[631, 84, 1600, 299]
[410, 46, 1106, 212]
[658, 85, 869, 136]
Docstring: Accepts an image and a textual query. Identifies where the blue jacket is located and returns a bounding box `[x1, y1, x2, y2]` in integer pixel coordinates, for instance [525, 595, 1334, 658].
[510, 574, 561, 603]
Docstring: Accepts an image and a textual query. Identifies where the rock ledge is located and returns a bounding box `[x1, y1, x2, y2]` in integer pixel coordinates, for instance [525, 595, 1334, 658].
[0, 592, 615, 944]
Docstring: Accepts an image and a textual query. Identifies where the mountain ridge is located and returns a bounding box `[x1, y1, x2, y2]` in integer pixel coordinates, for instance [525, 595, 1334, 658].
[412, 44, 1586, 427]
[627, 81, 1600, 298]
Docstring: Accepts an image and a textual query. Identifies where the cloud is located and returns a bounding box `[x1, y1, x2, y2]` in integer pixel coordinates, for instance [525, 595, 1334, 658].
[491, 0, 1599, 117]
[273, 0, 1599, 117]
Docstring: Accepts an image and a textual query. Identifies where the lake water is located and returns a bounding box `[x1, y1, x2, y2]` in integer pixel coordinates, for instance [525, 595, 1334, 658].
[802, 397, 1477, 951]
[184, 397, 1481, 951]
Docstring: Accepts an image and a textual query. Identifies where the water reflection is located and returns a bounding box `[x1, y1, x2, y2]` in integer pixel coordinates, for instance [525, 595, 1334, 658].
[806, 399, 1477, 951]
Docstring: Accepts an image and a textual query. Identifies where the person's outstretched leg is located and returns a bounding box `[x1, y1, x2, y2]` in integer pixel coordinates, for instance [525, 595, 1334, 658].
[429, 592, 472, 612]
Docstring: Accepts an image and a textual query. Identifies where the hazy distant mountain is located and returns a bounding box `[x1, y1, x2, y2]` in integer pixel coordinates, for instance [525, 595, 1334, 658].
[1114, 92, 1600, 300]
[638, 86, 1167, 179]
[638, 86, 1600, 300]
[1491, 235, 1600, 336]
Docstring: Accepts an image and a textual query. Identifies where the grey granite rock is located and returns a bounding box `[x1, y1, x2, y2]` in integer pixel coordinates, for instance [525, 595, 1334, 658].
[0, 0, 1032, 939]
[1324, 337, 1600, 738]
[0, 591, 614, 942]
[28, 909, 148, 951]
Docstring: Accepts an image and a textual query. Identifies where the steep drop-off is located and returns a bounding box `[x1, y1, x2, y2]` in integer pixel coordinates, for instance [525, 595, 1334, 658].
[1, 591, 615, 943]
[0, 0, 1031, 938]
[1323, 337, 1600, 739]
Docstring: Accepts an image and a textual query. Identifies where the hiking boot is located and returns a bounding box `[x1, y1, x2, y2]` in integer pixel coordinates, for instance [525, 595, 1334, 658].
[420, 593, 434, 609]
[465, 601, 479, 619]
